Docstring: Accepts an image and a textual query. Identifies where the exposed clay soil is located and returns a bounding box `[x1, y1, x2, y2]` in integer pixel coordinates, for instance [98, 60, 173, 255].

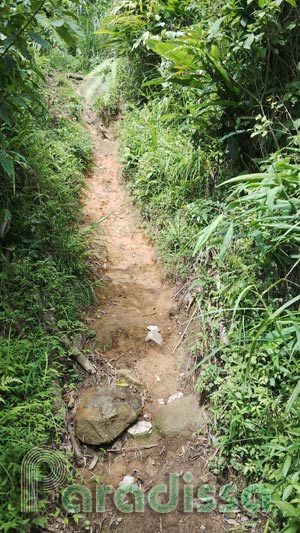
[58, 83, 264, 533]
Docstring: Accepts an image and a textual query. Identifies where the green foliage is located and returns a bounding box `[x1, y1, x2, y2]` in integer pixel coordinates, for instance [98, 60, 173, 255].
[76, 0, 114, 70]
[89, 59, 122, 123]
[144, 0, 300, 157]
[95, 0, 203, 101]
[105, 1, 300, 531]
[97, 0, 199, 54]
[0, 0, 81, 189]
[108, 0, 300, 161]
[190, 151, 300, 531]
[194, 154, 300, 274]
[0, 59, 93, 530]
[120, 96, 227, 272]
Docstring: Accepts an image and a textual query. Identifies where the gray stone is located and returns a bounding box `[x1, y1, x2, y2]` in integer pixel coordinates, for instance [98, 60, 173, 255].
[154, 394, 204, 437]
[119, 475, 135, 488]
[145, 329, 163, 346]
[167, 391, 184, 404]
[75, 385, 142, 445]
[127, 420, 152, 436]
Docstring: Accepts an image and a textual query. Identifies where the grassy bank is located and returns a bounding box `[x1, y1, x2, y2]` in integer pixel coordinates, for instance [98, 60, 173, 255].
[119, 86, 300, 533]
[0, 62, 93, 531]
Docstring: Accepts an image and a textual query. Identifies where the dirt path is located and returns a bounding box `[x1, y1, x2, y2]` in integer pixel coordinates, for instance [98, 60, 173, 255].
[74, 115, 228, 532]
[83, 123, 180, 404]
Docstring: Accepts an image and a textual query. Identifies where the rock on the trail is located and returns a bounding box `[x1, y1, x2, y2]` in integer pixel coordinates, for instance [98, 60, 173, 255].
[154, 394, 205, 437]
[75, 385, 142, 445]
[119, 476, 135, 488]
[147, 325, 160, 332]
[127, 420, 152, 437]
[145, 325, 163, 346]
[167, 392, 184, 404]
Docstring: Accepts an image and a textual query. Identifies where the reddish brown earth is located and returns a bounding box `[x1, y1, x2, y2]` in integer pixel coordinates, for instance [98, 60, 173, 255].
[66, 114, 228, 533]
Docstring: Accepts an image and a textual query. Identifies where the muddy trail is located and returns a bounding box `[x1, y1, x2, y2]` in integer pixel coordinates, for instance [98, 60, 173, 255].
[65, 80, 242, 533]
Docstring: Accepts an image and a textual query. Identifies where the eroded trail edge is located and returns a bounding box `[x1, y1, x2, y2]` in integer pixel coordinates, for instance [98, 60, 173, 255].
[75, 112, 225, 532]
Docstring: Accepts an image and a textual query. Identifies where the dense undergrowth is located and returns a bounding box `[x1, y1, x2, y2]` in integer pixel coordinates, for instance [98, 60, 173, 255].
[95, 0, 300, 531]
[0, 53, 93, 533]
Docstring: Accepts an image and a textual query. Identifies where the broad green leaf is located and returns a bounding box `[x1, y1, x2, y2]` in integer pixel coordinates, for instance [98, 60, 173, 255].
[285, 381, 300, 415]
[142, 77, 167, 87]
[0, 151, 15, 180]
[0, 102, 11, 126]
[52, 19, 65, 28]
[0, 208, 11, 239]
[208, 17, 225, 38]
[193, 214, 224, 256]
[145, 44, 198, 72]
[205, 48, 240, 95]
[56, 25, 75, 46]
[244, 33, 255, 49]
[282, 455, 292, 478]
[218, 223, 234, 265]
[146, 38, 181, 57]
[283, 486, 294, 501]
[222, 173, 273, 186]
[28, 32, 50, 48]
[266, 187, 281, 212]
[276, 501, 298, 518]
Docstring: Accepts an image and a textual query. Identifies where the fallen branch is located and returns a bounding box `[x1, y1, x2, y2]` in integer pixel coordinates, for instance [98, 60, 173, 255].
[62, 335, 96, 374]
[67, 72, 84, 81]
[88, 455, 99, 471]
[65, 416, 84, 466]
[107, 444, 158, 453]
[172, 306, 198, 354]
[98, 123, 113, 140]
[71, 348, 96, 374]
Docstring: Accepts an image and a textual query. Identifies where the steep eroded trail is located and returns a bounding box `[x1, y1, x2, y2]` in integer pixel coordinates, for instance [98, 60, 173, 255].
[83, 121, 179, 402]
[74, 96, 226, 531]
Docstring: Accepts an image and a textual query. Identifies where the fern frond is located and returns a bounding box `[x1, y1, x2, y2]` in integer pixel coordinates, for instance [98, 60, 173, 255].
[0, 375, 23, 392]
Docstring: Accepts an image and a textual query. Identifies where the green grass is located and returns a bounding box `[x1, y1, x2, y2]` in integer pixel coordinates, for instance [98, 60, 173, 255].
[120, 98, 228, 275]
[119, 75, 300, 532]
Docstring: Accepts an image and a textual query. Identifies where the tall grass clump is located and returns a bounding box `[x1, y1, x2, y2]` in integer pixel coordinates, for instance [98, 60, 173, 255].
[120, 96, 229, 273]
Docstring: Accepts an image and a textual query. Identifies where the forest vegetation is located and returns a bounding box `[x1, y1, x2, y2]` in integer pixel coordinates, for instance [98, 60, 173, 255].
[1, 0, 300, 531]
